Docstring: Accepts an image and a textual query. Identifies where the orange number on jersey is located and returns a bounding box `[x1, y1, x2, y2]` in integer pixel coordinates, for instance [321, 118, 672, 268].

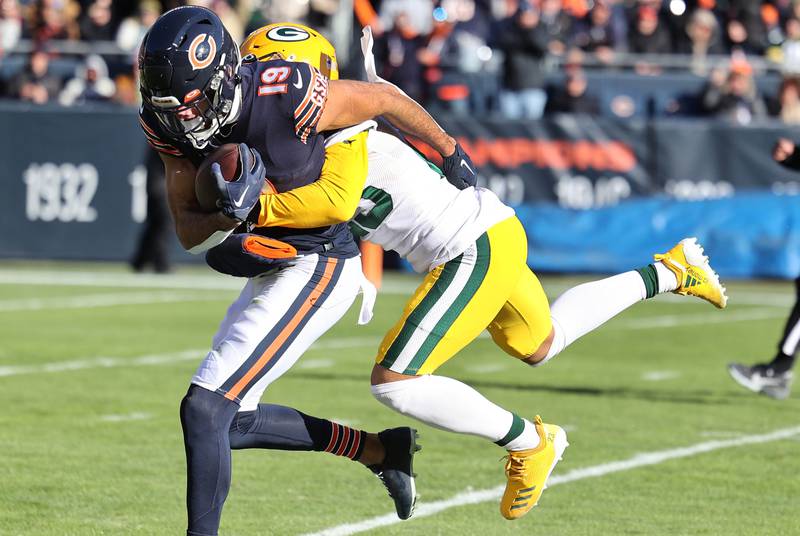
[257, 66, 291, 96]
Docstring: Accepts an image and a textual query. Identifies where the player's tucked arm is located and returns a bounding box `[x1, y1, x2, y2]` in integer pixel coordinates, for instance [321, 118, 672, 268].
[162, 154, 239, 251]
[254, 132, 369, 228]
[317, 80, 456, 158]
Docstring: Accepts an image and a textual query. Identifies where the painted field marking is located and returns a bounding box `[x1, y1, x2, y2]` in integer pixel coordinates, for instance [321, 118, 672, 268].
[465, 363, 508, 374]
[304, 424, 800, 536]
[0, 268, 793, 306]
[297, 358, 335, 370]
[0, 305, 787, 378]
[641, 370, 681, 382]
[99, 412, 152, 423]
[0, 349, 203, 377]
[611, 307, 785, 330]
[0, 337, 382, 378]
[656, 292, 793, 307]
[0, 269, 419, 295]
[0, 269, 241, 291]
[0, 291, 227, 312]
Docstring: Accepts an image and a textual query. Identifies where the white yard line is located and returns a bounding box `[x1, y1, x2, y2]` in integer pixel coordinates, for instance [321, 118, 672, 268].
[0, 270, 419, 295]
[0, 269, 240, 290]
[465, 363, 508, 374]
[0, 269, 794, 305]
[0, 291, 226, 312]
[656, 292, 793, 307]
[0, 306, 787, 377]
[304, 425, 800, 536]
[0, 349, 203, 377]
[297, 358, 336, 370]
[99, 412, 152, 423]
[0, 337, 381, 378]
[611, 308, 785, 329]
[641, 370, 681, 382]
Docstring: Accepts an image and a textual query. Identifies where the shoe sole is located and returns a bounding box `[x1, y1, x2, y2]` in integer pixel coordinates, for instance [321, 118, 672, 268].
[727, 365, 791, 399]
[761, 385, 792, 400]
[682, 238, 728, 309]
[541, 426, 569, 501]
[404, 428, 421, 520]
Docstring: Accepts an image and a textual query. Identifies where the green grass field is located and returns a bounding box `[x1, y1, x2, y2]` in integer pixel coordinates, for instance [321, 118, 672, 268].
[1, 262, 798, 535]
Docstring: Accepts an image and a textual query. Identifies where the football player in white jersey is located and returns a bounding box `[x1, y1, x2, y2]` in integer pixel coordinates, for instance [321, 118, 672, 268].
[139, 10, 488, 531]
[236, 24, 728, 520]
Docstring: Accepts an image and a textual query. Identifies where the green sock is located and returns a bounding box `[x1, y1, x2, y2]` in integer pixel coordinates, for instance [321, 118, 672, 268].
[495, 413, 526, 447]
[635, 264, 659, 299]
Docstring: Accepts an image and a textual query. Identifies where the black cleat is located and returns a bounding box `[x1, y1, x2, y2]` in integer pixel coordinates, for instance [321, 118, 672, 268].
[368, 427, 421, 520]
[727, 363, 794, 400]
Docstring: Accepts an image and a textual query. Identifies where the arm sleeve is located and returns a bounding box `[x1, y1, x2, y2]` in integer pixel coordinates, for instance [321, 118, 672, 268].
[254, 131, 369, 228]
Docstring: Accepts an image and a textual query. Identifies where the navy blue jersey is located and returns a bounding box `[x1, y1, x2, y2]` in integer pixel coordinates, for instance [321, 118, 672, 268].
[139, 59, 358, 258]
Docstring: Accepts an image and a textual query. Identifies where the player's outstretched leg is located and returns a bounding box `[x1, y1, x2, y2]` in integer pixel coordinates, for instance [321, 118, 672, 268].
[500, 415, 568, 520]
[530, 237, 727, 366]
[371, 369, 567, 520]
[370, 216, 567, 520]
[228, 403, 420, 519]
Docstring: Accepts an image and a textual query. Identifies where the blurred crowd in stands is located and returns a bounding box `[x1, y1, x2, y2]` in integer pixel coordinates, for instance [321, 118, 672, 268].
[2, 0, 800, 124]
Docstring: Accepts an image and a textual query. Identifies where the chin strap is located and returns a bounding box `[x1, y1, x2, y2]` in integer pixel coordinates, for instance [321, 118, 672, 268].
[187, 79, 244, 150]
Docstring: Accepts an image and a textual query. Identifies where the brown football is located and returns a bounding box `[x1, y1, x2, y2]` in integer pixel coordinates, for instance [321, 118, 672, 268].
[195, 144, 241, 212]
[195, 144, 276, 212]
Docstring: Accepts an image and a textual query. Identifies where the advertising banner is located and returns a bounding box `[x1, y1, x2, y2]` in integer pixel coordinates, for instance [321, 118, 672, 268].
[2, 105, 800, 277]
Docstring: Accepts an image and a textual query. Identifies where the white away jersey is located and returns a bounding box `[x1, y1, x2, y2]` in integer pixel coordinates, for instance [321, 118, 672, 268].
[351, 130, 514, 273]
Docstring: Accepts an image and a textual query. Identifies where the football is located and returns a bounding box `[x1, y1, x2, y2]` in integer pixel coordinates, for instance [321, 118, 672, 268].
[195, 143, 276, 212]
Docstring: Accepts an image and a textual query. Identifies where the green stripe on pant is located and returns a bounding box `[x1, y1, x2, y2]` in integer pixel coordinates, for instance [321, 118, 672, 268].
[380, 254, 463, 369]
[403, 233, 492, 374]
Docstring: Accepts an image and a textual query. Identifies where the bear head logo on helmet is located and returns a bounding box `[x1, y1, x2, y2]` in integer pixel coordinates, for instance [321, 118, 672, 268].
[138, 6, 241, 149]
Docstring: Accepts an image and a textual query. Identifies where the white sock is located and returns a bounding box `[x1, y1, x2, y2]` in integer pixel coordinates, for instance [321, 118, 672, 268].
[371, 375, 539, 451]
[544, 270, 647, 362]
[654, 261, 679, 293]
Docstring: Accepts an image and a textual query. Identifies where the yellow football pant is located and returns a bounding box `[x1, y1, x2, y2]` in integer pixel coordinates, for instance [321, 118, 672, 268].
[376, 216, 552, 375]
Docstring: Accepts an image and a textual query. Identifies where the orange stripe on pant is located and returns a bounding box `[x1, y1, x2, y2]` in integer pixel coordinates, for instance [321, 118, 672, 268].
[224, 257, 339, 401]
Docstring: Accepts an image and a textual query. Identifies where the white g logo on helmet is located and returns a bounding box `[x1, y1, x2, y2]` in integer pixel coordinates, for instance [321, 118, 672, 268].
[266, 26, 310, 42]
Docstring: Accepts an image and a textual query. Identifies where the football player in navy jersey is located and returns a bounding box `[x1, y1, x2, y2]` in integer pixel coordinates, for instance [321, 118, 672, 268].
[137, 6, 477, 535]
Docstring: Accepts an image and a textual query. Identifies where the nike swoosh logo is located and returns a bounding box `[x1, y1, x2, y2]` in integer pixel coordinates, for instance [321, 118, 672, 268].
[232, 184, 250, 208]
[460, 159, 474, 175]
[293, 69, 303, 89]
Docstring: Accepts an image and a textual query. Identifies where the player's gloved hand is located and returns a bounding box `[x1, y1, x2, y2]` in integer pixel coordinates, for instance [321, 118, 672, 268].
[206, 233, 298, 278]
[773, 137, 800, 170]
[441, 142, 478, 190]
[212, 143, 266, 222]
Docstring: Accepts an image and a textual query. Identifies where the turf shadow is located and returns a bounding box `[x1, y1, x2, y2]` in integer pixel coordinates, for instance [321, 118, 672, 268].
[283, 371, 734, 406]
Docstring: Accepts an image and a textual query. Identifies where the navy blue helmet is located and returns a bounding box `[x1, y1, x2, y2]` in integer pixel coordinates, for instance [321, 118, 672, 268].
[139, 6, 241, 149]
